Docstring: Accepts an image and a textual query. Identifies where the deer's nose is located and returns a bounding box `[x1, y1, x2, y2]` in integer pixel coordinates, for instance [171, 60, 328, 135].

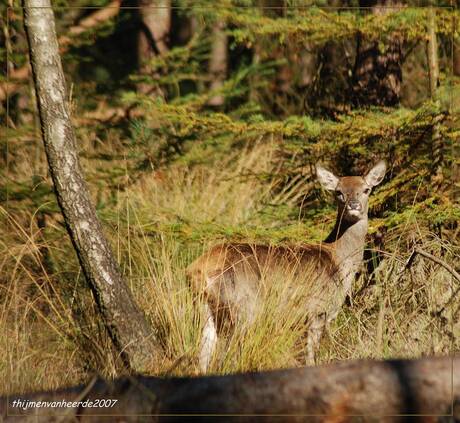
[348, 200, 362, 211]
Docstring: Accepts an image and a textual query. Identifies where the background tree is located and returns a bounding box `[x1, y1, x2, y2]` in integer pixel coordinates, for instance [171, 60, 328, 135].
[455, 39, 460, 77]
[351, 0, 403, 107]
[207, 21, 228, 107]
[426, 2, 442, 181]
[137, 0, 171, 95]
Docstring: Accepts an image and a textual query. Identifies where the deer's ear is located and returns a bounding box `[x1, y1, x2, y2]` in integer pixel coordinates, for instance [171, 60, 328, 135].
[365, 160, 386, 187]
[316, 164, 339, 191]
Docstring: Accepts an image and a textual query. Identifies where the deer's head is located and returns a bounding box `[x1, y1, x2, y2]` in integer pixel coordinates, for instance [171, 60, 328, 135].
[316, 160, 386, 223]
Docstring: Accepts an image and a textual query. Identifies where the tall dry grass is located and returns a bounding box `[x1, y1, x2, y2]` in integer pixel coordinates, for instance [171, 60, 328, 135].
[1, 143, 458, 394]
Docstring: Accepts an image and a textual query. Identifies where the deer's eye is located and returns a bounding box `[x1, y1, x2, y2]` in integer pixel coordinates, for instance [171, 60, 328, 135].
[363, 188, 371, 195]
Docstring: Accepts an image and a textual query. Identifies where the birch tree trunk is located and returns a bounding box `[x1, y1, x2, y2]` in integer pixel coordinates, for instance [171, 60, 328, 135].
[23, 0, 162, 372]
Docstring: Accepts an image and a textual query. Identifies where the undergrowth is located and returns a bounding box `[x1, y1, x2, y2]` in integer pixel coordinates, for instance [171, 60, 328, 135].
[1, 139, 458, 394]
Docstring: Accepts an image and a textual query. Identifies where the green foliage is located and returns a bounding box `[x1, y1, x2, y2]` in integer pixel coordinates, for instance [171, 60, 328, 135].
[118, 93, 458, 230]
[220, 7, 458, 46]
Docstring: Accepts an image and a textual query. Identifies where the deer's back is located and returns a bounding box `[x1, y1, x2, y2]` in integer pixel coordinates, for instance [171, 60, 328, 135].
[187, 242, 343, 324]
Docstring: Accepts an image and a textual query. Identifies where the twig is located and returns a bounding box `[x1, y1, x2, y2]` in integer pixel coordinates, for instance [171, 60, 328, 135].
[434, 284, 460, 317]
[404, 248, 460, 284]
[405, 248, 460, 320]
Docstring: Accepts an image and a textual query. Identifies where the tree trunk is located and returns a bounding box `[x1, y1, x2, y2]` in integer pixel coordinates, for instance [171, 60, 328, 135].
[351, 0, 403, 107]
[427, 8, 439, 99]
[426, 5, 442, 181]
[454, 38, 460, 77]
[137, 0, 171, 95]
[207, 21, 228, 107]
[22, 0, 162, 372]
[269, 1, 292, 96]
[305, 0, 348, 115]
[299, 45, 317, 88]
[2, 356, 459, 422]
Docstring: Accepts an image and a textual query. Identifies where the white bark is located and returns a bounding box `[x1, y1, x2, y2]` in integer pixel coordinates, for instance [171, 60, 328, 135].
[23, 0, 162, 372]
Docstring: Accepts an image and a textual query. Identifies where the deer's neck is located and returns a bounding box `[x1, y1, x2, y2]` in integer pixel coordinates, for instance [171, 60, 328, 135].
[324, 216, 368, 288]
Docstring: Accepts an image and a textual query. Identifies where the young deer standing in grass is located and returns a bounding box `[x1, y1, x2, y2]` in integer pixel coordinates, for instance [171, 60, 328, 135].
[187, 160, 387, 372]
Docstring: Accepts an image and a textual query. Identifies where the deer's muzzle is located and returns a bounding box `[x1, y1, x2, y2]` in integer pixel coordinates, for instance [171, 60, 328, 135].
[347, 200, 362, 211]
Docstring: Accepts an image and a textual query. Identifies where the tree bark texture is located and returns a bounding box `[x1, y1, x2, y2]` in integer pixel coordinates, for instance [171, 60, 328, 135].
[138, 0, 170, 56]
[454, 38, 460, 77]
[352, 0, 402, 107]
[137, 0, 171, 95]
[1, 356, 459, 422]
[426, 7, 439, 99]
[426, 5, 442, 180]
[299, 45, 317, 88]
[22, 0, 162, 372]
[207, 21, 228, 107]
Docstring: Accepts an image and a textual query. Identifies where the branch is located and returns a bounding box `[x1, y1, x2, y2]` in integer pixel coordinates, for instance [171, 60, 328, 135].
[405, 248, 460, 284]
[1, 356, 458, 421]
[1, 0, 122, 102]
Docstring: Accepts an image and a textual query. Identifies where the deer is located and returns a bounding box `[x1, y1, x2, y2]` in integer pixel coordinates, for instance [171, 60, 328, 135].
[187, 160, 387, 372]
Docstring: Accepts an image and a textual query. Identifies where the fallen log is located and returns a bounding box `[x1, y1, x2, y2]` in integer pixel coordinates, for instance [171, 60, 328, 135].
[1, 355, 459, 422]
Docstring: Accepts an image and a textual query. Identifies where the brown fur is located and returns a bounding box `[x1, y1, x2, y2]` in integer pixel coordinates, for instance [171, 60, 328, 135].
[188, 161, 387, 371]
[187, 242, 339, 329]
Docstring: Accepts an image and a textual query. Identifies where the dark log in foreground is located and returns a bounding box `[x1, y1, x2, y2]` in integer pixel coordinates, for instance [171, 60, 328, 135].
[1, 356, 459, 422]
